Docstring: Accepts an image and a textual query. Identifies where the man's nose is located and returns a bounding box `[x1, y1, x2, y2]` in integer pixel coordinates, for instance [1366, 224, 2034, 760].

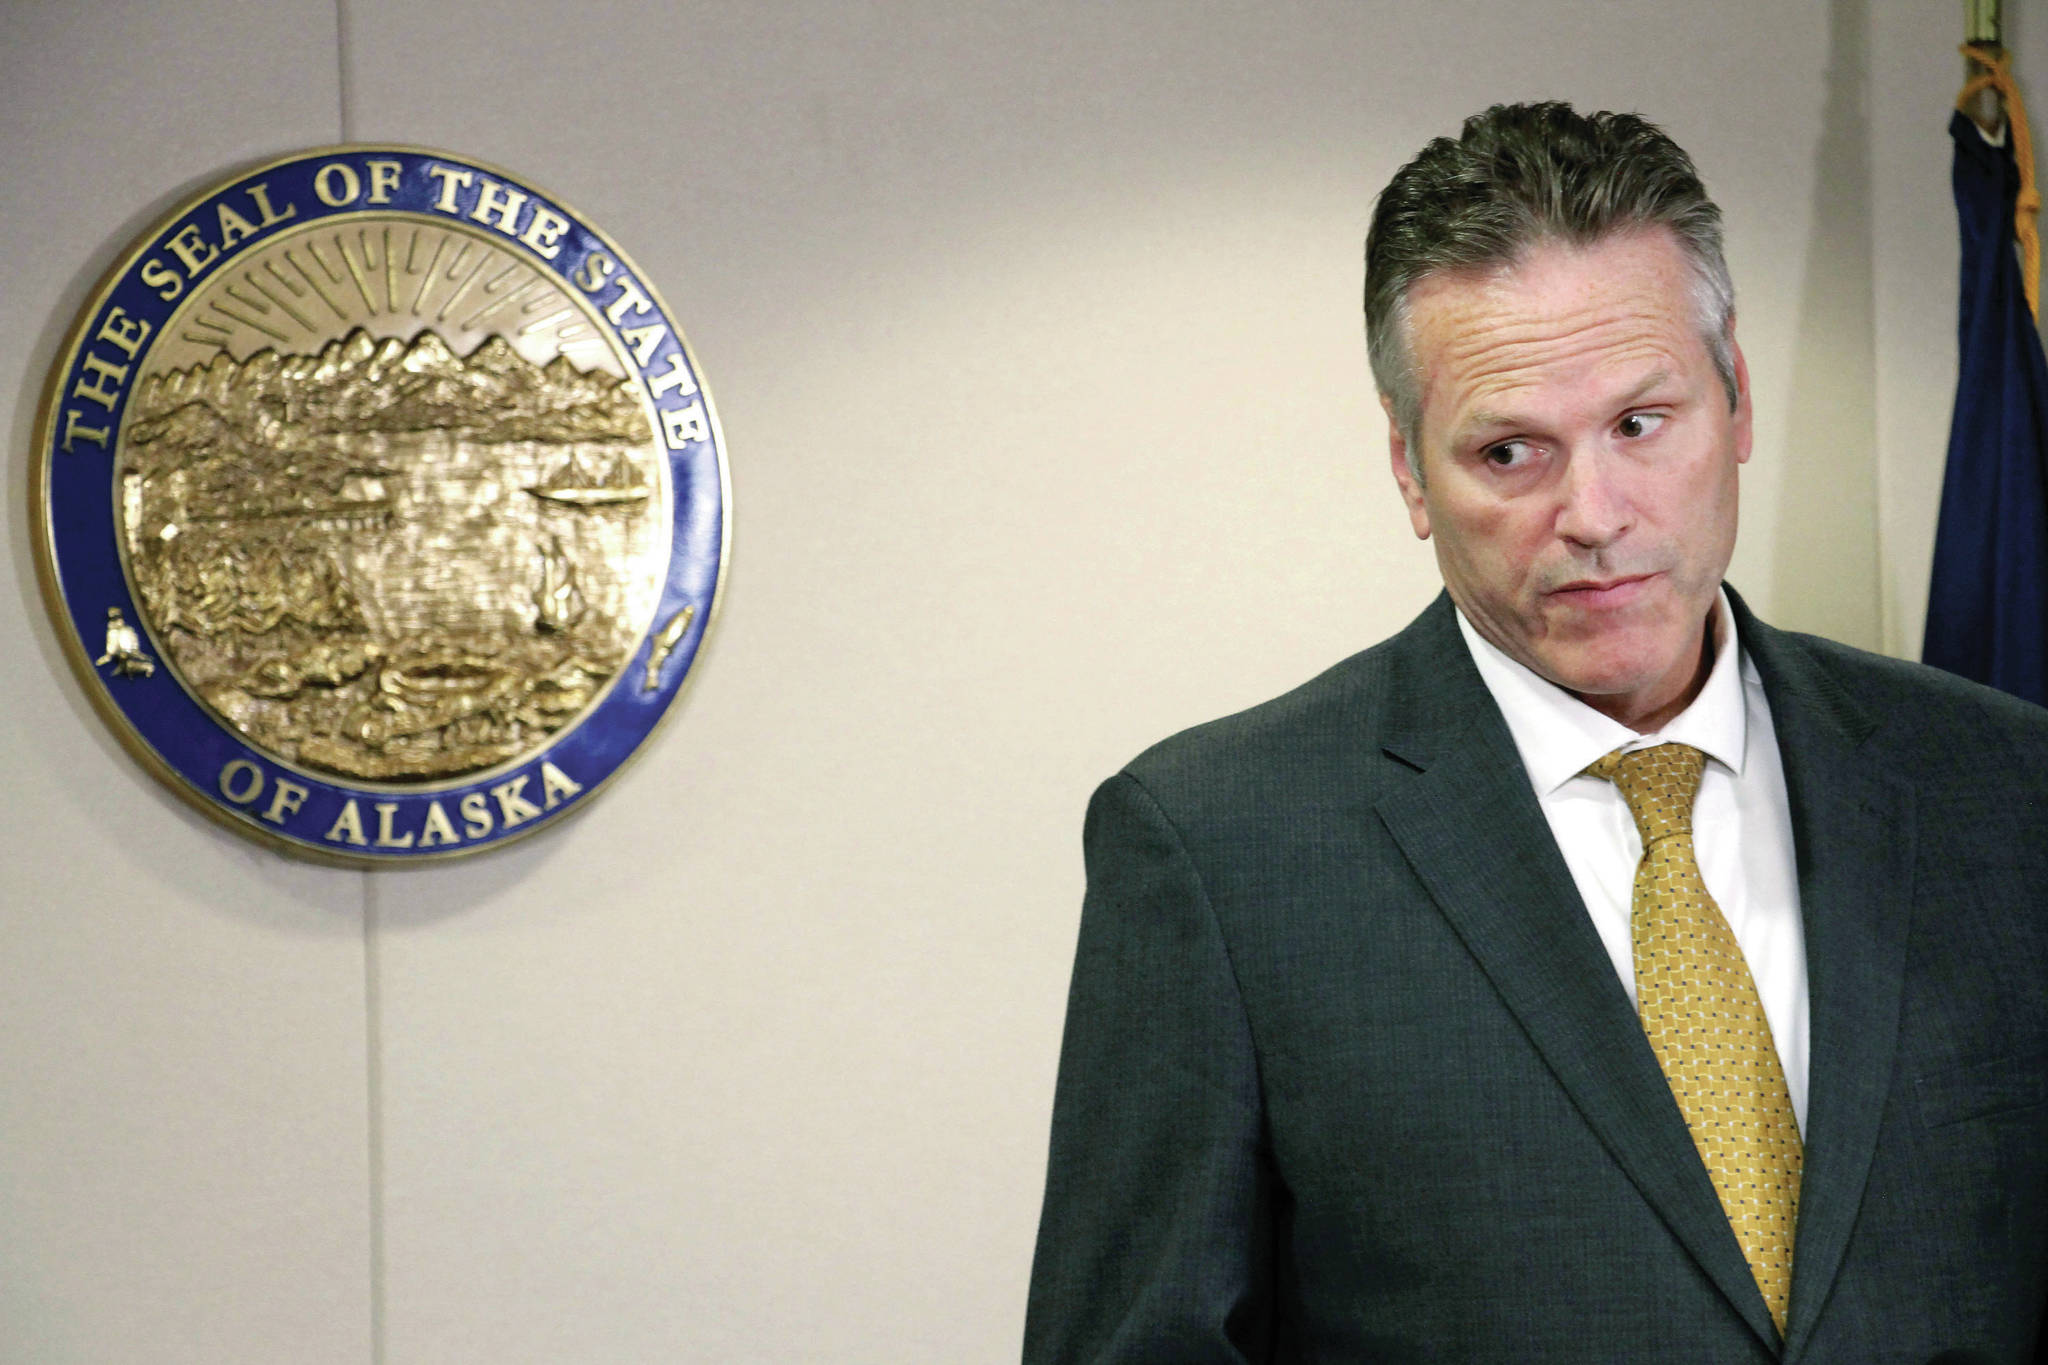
[1552, 449, 1630, 548]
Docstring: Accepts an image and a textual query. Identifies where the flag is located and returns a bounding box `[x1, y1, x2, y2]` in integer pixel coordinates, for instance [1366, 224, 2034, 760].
[1923, 102, 2048, 706]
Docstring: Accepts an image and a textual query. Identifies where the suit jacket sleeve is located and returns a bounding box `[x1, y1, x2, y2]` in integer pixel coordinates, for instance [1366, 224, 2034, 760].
[1023, 772, 1277, 1365]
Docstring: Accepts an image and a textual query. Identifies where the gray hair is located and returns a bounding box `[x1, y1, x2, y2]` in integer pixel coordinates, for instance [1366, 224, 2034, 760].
[1364, 102, 1737, 472]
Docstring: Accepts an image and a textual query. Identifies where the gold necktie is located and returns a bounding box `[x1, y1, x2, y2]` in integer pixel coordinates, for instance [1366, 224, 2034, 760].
[1586, 743, 1802, 1334]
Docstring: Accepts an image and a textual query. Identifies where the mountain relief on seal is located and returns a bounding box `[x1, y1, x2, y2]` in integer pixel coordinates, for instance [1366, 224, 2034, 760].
[116, 322, 668, 782]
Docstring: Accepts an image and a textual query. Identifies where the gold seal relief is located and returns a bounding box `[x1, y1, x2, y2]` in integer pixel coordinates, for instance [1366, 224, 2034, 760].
[114, 214, 673, 784]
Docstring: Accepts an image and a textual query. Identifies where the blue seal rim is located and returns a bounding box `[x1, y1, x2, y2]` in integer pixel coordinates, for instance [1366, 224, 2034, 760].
[31, 143, 732, 867]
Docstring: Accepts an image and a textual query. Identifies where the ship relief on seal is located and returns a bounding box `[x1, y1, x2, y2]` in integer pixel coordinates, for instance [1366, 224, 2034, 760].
[34, 148, 729, 863]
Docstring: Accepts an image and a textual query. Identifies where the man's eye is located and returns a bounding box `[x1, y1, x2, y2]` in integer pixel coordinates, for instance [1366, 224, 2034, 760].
[1482, 440, 1533, 468]
[1617, 412, 1667, 439]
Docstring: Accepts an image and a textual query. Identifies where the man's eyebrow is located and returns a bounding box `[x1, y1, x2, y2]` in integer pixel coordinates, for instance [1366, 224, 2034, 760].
[1461, 408, 1517, 435]
[1451, 408, 1524, 445]
[1616, 369, 1673, 408]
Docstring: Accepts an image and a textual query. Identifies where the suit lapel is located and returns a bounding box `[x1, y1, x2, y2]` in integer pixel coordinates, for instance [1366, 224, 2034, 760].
[1732, 603, 1915, 1363]
[1369, 598, 1783, 1352]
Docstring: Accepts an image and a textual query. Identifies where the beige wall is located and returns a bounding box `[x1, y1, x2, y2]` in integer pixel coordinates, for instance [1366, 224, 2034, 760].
[0, 2, 1981, 1360]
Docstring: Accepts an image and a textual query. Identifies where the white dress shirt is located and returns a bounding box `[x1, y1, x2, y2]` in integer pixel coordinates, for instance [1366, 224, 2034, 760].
[1454, 592, 1810, 1132]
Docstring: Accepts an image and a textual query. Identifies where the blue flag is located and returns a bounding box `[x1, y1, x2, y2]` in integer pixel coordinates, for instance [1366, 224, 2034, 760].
[1923, 111, 2048, 705]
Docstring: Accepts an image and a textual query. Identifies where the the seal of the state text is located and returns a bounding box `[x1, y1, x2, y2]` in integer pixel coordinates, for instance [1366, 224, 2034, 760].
[33, 146, 729, 864]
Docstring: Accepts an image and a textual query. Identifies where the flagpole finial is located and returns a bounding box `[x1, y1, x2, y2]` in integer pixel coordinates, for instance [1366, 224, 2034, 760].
[1967, 0, 2002, 48]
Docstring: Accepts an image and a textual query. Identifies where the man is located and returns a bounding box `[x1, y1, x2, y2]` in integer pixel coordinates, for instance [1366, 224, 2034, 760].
[1025, 103, 2048, 1363]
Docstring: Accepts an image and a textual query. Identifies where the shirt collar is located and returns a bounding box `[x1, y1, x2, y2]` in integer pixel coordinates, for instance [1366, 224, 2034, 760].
[1454, 588, 1748, 796]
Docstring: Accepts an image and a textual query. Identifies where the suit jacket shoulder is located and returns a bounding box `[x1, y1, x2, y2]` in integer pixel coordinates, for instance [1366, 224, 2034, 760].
[1114, 593, 1493, 840]
[1735, 600, 2048, 782]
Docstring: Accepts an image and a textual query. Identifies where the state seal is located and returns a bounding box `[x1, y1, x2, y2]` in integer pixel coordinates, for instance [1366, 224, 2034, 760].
[32, 147, 729, 864]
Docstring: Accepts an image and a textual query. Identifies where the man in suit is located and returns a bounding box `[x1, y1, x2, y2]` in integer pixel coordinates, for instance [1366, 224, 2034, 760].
[1024, 103, 2048, 1362]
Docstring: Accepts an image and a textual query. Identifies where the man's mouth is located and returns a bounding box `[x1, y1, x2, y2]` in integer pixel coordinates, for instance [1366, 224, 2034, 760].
[1546, 572, 1657, 608]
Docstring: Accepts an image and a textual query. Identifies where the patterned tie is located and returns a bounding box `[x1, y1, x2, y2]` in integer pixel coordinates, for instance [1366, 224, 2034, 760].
[1585, 743, 1802, 1334]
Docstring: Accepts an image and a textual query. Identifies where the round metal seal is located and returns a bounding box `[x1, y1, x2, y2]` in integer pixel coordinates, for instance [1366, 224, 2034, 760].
[33, 146, 729, 864]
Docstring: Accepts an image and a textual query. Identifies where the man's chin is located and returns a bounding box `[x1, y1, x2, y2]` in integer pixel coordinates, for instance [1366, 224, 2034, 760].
[1527, 632, 1711, 723]
[1526, 650, 1673, 707]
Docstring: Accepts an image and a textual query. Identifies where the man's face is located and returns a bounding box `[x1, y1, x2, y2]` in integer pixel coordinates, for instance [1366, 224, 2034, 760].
[1386, 227, 1751, 732]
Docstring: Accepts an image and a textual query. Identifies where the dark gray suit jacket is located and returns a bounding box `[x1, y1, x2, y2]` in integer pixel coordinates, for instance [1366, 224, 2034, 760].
[1025, 591, 2048, 1363]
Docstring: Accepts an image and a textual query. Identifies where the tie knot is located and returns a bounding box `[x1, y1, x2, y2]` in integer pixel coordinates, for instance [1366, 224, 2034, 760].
[1584, 742, 1706, 845]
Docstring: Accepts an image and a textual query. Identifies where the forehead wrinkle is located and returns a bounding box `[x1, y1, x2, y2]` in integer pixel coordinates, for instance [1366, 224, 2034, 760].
[1415, 243, 1691, 363]
[1419, 274, 1683, 361]
[1433, 301, 1670, 370]
[1434, 329, 1684, 440]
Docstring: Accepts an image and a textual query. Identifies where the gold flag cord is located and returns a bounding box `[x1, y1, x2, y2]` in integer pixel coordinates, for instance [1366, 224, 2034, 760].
[1959, 42, 2042, 320]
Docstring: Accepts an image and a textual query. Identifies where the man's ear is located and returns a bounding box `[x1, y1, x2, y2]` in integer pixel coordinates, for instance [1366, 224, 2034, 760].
[1382, 394, 1431, 540]
[1728, 332, 1754, 466]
